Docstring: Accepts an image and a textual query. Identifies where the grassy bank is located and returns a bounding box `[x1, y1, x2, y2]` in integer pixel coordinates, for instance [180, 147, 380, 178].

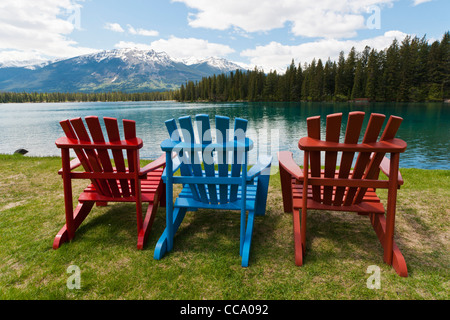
[0, 154, 448, 300]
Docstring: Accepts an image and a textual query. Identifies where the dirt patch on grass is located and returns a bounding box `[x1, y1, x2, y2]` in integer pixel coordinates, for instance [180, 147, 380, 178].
[0, 200, 28, 211]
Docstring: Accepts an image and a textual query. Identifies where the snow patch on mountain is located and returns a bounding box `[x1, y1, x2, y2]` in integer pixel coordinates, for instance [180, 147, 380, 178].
[177, 56, 243, 72]
[74, 48, 176, 68]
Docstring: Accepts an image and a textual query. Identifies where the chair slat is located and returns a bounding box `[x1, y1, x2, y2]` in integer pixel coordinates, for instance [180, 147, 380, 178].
[230, 118, 248, 202]
[123, 119, 137, 196]
[104, 117, 130, 197]
[333, 112, 365, 206]
[60, 119, 105, 195]
[216, 115, 230, 204]
[343, 113, 385, 205]
[59, 119, 92, 172]
[179, 116, 208, 203]
[196, 114, 218, 204]
[323, 113, 342, 205]
[165, 118, 200, 201]
[165, 118, 179, 140]
[353, 115, 403, 203]
[70, 117, 112, 197]
[85, 116, 122, 198]
[306, 116, 321, 202]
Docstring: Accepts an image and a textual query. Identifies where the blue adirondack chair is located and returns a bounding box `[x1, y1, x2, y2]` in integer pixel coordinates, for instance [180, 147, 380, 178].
[154, 114, 272, 267]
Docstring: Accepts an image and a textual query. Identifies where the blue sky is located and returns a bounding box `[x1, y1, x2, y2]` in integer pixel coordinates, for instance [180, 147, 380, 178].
[0, 0, 448, 72]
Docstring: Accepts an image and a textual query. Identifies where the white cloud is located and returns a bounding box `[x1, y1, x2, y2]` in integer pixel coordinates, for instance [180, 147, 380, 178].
[412, 0, 432, 5]
[127, 25, 159, 37]
[174, 0, 396, 39]
[114, 36, 235, 60]
[0, 50, 49, 67]
[149, 36, 235, 59]
[105, 23, 159, 37]
[241, 30, 408, 73]
[104, 22, 125, 33]
[114, 41, 153, 50]
[0, 0, 98, 63]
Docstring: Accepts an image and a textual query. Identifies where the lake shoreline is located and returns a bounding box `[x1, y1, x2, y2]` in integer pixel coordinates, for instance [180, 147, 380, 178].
[0, 101, 448, 170]
[3, 154, 449, 172]
[1, 99, 449, 104]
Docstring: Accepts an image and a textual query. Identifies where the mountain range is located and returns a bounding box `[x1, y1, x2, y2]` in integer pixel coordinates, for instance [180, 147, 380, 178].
[0, 49, 245, 93]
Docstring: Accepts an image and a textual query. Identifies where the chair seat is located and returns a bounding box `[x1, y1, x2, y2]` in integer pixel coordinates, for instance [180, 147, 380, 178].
[292, 178, 385, 214]
[175, 177, 259, 210]
[291, 177, 386, 214]
[79, 168, 164, 203]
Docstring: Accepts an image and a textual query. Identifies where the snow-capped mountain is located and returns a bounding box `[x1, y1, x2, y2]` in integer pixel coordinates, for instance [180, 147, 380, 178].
[179, 56, 243, 72]
[0, 49, 245, 93]
[75, 48, 174, 67]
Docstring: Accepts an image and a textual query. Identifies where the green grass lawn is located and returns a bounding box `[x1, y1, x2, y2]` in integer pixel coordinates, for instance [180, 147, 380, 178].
[0, 154, 448, 300]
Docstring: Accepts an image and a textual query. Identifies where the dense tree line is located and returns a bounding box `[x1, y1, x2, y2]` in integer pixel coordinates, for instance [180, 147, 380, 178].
[175, 32, 450, 102]
[0, 90, 175, 103]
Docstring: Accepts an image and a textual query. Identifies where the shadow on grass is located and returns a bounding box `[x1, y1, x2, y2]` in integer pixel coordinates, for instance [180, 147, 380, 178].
[299, 202, 448, 277]
[66, 203, 146, 250]
[142, 207, 282, 266]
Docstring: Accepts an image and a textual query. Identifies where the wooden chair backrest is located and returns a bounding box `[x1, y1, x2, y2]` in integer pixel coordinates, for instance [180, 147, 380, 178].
[58, 116, 141, 198]
[306, 111, 403, 206]
[165, 114, 249, 205]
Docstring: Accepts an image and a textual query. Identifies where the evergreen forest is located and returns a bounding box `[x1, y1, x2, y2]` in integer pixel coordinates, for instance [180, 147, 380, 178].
[175, 32, 450, 103]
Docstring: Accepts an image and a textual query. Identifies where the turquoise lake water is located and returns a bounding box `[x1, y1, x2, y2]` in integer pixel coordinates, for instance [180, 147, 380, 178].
[0, 101, 448, 169]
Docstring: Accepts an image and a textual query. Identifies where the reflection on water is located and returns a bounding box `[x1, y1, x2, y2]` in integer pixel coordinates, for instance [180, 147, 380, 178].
[0, 101, 448, 169]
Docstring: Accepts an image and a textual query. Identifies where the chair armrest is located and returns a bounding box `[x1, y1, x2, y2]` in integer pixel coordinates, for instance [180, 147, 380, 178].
[56, 136, 143, 150]
[278, 151, 303, 180]
[379, 156, 404, 185]
[247, 155, 272, 181]
[58, 158, 81, 175]
[299, 137, 407, 153]
[140, 154, 166, 176]
[161, 153, 183, 182]
[160, 138, 253, 152]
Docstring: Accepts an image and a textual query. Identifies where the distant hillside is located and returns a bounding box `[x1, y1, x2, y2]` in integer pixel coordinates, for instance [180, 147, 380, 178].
[0, 49, 244, 93]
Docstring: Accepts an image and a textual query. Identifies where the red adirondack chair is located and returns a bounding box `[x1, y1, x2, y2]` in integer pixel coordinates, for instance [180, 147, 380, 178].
[278, 112, 408, 277]
[53, 116, 166, 250]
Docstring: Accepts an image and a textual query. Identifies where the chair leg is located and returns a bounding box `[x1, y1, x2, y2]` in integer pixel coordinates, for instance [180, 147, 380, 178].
[137, 201, 159, 250]
[255, 173, 271, 216]
[53, 201, 95, 249]
[159, 183, 166, 208]
[154, 207, 187, 260]
[137, 184, 163, 249]
[279, 166, 293, 213]
[241, 210, 255, 267]
[293, 209, 304, 266]
[370, 213, 408, 277]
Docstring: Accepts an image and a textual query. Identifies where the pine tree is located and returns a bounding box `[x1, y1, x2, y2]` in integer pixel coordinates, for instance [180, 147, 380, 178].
[343, 47, 357, 97]
[351, 58, 365, 99]
[291, 63, 303, 101]
[311, 59, 324, 101]
[440, 31, 450, 99]
[383, 39, 400, 101]
[334, 51, 346, 100]
[365, 49, 380, 101]
[263, 70, 278, 101]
